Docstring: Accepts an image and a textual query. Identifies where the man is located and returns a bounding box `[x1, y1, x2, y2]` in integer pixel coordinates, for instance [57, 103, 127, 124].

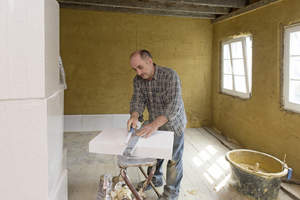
[127, 50, 187, 200]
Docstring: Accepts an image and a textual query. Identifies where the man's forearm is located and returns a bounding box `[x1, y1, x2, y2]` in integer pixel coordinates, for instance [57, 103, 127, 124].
[130, 111, 139, 119]
[152, 116, 168, 129]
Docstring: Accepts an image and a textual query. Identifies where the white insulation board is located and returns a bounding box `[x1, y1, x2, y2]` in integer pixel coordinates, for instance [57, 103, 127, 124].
[89, 127, 174, 160]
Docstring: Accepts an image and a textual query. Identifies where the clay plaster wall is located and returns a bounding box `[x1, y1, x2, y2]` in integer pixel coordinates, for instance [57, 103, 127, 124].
[212, 0, 300, 179]
[60, 9, 212, 128]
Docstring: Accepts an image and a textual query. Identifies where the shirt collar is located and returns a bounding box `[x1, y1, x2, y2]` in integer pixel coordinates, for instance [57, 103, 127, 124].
[151, 63, 158, 81]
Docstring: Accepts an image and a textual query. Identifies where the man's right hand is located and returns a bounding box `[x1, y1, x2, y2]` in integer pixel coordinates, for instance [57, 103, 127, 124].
[127, 111, 139, 131]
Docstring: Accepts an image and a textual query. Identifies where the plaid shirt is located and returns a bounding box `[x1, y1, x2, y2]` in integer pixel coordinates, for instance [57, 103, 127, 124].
[130, 65, 187, 138]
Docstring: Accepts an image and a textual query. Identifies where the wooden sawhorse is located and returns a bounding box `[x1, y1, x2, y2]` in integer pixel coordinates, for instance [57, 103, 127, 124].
[117, 155, 161, 200]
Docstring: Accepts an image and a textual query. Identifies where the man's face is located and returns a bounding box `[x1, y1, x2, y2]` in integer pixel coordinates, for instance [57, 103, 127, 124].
[130, 55, 154, 80]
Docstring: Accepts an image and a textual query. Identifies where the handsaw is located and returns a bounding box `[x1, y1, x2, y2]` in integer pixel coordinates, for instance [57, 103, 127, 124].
[125, 127, 135, 144]
[123, 131, 141, 156]
[123, 121, 149, 157]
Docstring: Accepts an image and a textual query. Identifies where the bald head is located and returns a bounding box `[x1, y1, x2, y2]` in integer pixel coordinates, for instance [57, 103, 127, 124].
[130, 50, 152, 61]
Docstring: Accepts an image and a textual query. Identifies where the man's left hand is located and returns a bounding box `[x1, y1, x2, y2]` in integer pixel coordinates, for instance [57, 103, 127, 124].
[136, 122, 158, 139]
[136, 116, 168, 138]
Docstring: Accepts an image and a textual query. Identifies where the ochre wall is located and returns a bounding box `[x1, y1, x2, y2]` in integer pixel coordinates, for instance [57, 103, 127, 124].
[212, 0, 300, 179]
[60, 9, 213, 128]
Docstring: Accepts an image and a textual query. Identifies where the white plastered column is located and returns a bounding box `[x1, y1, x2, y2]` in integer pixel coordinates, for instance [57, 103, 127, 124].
[0, 1, 67, 199]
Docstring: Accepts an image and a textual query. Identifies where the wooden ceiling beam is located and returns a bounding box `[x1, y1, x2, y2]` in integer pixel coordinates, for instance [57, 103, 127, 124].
[212, 0, 283, 24]
[153, 0, 247, 8]
[58, 0, 230, 15]
[58, 2, 216, 19]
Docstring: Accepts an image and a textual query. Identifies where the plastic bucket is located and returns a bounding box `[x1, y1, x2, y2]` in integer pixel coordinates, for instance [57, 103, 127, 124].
[226, 149, 289, 200]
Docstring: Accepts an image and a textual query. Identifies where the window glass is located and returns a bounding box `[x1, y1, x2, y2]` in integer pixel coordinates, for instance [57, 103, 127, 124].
[231, 41, 243, 59]
[290, 32, 300, 55]
[234, 76, 247, 93]
[232, 59, 245, 75]
[224, 60, 232, 74]
[223, 44, 230, 59]
[290, 57, 300, 79]
[224, 75, 233, 90]
[289, 80, 300, 104]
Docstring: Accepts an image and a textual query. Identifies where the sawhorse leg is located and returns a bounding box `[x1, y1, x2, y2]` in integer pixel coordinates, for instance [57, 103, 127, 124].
[138, 166, 161, 197]
[120, 168, 143, 200]
[120, 165, 160, 199]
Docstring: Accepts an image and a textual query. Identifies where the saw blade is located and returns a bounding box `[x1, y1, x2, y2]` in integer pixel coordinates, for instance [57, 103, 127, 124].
[123, 120, 149, 157]
[123, 133, 141, 156]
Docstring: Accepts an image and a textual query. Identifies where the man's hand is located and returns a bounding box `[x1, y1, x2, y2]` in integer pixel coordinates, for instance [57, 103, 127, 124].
[136, 122, 158, 139]
[127, 111, 139, 131]
[136, 116, 168, 139]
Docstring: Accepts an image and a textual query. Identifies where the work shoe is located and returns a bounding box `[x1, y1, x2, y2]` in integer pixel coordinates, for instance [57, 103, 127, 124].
[158, 192, 179, 200]
[158, 186, 179, 200]
[136, 177, 163, 191]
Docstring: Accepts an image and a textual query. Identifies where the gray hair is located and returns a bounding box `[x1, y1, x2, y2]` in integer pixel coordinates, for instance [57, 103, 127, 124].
[130, 50, 152, 60]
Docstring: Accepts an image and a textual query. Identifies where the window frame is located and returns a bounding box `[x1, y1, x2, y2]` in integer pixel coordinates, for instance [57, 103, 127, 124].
[283, 24, 300, 113]
[221, 36, 252, 99]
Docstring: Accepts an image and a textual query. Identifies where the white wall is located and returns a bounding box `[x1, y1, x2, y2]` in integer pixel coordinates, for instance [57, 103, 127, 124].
[64, 114, 141, 132]
[0, 1, 67, 199]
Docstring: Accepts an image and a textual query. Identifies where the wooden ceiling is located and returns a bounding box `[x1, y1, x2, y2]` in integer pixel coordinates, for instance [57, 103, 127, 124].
[57, 0, 263, 20]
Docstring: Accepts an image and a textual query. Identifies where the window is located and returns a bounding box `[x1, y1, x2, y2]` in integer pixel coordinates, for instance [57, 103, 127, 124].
[283, 24, 300, 112]
[221, 36, 252, 99]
